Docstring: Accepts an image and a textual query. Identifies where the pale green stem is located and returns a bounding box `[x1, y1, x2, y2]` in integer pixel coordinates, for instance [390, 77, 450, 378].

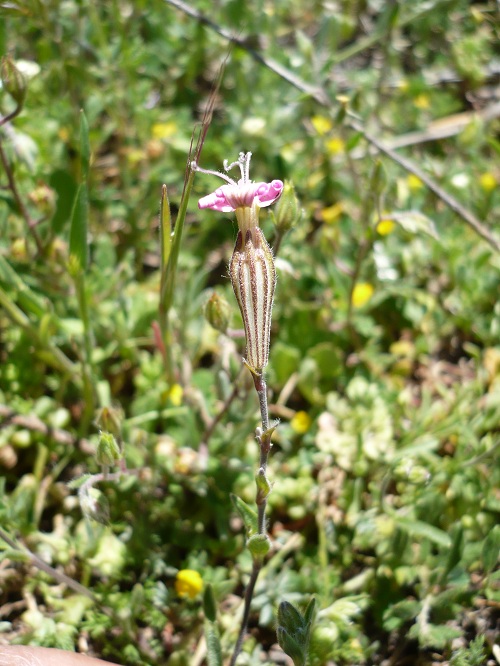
[74, 271, 96, 431]
[0, 285, 78, 379]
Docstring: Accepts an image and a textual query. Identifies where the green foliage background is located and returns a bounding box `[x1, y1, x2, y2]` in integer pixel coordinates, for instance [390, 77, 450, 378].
[0, 0, 499, 664]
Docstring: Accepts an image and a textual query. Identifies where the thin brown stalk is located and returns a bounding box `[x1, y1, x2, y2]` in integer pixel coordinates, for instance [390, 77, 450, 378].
[0, 138, 43, 254]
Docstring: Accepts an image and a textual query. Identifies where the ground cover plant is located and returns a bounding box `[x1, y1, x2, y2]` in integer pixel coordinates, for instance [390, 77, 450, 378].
[0, 0, 499, 664]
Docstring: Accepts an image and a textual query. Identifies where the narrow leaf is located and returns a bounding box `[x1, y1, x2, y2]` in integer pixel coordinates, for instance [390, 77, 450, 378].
[69, 183, 89, 272]
[390, 210, 439, 240]
[203, 583, 217, 623]
[442, 523, 463, 581]
[230, 494, 258, 537]
[159, 184, 172, 270]
[80, 109, 90, 181]
[482, 524, 500, 573]
[396, 518, 451, 548]
[0, 254, 47, 318]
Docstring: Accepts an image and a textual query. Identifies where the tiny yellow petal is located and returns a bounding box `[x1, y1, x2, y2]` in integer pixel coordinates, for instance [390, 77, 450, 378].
[479, 172, 496, 193]
[168, 384, 184, 407]
[414, 93, 430, 110]
[352, 283, 374, 308]
[376, 219, 395, 236]
[320, 202, 344, 224]
[407, 173, 423, 192]
[152, 121, 178, 140]
[291, 411, 312, 434]
[311, 115, 333, 136]
[175, 569, 203, 599]
[326, 137, 345, 155]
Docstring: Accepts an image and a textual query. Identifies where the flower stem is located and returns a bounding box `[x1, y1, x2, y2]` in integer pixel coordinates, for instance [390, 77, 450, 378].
[229, 560, 262, 666]
[230, 370, 272, 665]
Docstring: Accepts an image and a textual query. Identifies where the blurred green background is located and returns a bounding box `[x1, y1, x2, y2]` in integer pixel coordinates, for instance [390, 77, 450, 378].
[0, 1, 499, 664]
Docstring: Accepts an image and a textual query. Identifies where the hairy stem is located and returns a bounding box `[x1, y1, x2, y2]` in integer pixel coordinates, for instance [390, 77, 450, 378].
[230, 371, 272, 665]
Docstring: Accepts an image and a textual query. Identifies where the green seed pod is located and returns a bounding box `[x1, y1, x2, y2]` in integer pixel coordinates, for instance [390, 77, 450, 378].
[229, 226, 276, 373]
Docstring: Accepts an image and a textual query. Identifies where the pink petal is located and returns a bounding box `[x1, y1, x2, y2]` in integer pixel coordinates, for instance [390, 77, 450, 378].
[198, 180, 284, 213]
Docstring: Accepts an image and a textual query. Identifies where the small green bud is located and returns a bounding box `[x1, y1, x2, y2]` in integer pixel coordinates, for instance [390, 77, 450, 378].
[272, 180, 302, 234]
[96, 431, 121, 467]
[277, 599, 315, 665]
[95, 406, 123, 438]
[277, 627, 305, 665]
[247, 533, 271, 558]
[1, 56, 27, 107]
[256, 468, 272, 504]
[204, 291, 231, 333]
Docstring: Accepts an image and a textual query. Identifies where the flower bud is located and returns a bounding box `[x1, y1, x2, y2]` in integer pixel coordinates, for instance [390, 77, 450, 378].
[95, 406, 123, 438]
[229, 227, 276, 373]
[272, 180, 302, 233]
[96, 432, 121, 467]
[1, 56, 27, 107]
[247, 533, 271, 558]
[204, 291, 231, 333]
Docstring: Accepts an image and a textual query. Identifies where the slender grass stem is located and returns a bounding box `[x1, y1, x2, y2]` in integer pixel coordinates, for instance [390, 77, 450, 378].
[0, 286, 78, 378]
[73, 271, 96, 432]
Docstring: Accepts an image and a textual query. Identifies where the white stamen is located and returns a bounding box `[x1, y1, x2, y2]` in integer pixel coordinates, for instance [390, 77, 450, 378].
[191, 161, 236, 186]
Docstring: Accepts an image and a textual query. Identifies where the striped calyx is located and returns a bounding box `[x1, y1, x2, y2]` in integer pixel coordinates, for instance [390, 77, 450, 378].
[229, 226, 276, 373]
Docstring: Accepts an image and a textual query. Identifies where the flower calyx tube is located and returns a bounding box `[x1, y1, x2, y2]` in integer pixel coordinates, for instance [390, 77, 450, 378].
[193, 152, 283, 374]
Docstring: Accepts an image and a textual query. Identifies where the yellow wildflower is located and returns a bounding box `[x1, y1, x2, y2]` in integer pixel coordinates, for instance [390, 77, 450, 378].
[152, 121, 177, 140]
[414, 93, 430, 110]
[326, 137, 345, 155]
[311, 115, 332, 136]
[376, 219, 395, 236]
[407, 173, 424, 193]
[175, 569, 203, 599]
[291, 411, 312, 434]
[168, 384, 183, 406]
[479, 172, 496, 193]
[352, 283, 374, 308]
[320, 202, 344, 224]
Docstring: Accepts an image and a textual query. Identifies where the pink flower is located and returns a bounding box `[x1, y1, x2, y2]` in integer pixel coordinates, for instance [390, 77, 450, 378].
[192, 152, 283, 213]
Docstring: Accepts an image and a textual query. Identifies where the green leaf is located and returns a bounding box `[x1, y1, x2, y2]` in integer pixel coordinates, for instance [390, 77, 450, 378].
[49, 169, 78, 234]
[304, 597, 316, 626]
[203, 583, 217, 623]
[277, 627, 305, 666]
[69, 183, 89, 273]
[0, 254, 47, 318]
[442, 523, 464, 581]
[390, 210, 439, 240]
[482, 524, 500, 573]
[80, 109, 90, 181]
[159, 184, 172, 270]
[230, 494, 258, 537]
[396, 518, 451, 548]
[205, 622, 222, 666]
